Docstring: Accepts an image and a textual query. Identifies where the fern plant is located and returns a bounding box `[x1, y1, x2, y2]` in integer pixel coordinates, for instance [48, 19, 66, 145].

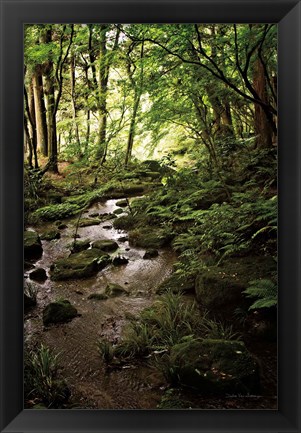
[243, 279, 277, 310]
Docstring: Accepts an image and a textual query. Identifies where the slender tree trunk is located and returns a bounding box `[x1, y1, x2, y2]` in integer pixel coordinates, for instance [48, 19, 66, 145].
[32, 64, 48, 156]
[253, 58, 273, 148]
[24, 116, 33, 168]
[85, 109, 90, 153]
[43, 28, 59, 173]
[70, 53, 82, 158]
[97, 25, 109, 163]
[125, 91, 140, 167]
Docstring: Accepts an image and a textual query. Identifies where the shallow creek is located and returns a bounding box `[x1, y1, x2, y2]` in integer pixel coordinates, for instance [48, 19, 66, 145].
[24, 198, 177, 409]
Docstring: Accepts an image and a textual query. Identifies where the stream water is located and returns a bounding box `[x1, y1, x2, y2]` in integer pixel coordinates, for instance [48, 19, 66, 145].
[24, 197, 177, 409]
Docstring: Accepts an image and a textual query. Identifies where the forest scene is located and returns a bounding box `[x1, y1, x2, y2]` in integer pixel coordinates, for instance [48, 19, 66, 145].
[24, 23, 277, 410]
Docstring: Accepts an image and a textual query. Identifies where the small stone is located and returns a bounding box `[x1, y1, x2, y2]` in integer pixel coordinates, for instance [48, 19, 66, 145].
[88, 293, 108, 301]
[58, 224, 68, 230]
[116, 199, 128, 207]
[118, 236, 129, 242]
[143, 249, 159, 259]
[112, 256, 129, 266]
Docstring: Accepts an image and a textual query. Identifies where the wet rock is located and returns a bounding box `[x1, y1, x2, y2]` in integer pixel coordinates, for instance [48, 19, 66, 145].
[88, 293, 108, 301]
[113, 208, 124, 215]
[89, 212, 99, 218]
[57, 223, 68, 230]
[43, 300, 78, 326]
[24, 261, 35, 271]
[118, 236, 129, 242]
[105, 283, 128, 297]
[112, 256, 129, 266]
[24, 230, 43, 260]
[78, 218, 101, 227]
[143, 249, 159, 259]
[103, 225, 112, 229]
[116, 199, 128, 207]
[70, 239, 91, 253]
[29, 267, 47, 282]
[40, 230, 61, 241]
[169, 339, 260, 395]
[157, 273, 195, 294]
[24, 293, 37, 309]
[50, 249, 111, 280]
[91, 239, 118, 252]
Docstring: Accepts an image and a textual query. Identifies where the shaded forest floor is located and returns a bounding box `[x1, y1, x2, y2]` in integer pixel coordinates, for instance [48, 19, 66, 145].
[24, 158, 277, 410]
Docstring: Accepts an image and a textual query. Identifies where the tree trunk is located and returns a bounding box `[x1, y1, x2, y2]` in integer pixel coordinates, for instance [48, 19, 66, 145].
[70, 53, 82, 158]
[253, 58, 273, 148]
[26, 80, 39, 169]
[97, 25, 109, 163]
[43, 28, 59, 173]
[125, 92, 140, 167]
[32, 64, 48, 156]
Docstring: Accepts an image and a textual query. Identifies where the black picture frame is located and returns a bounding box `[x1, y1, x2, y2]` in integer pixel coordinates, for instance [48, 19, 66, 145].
[0, 0, 300, 432]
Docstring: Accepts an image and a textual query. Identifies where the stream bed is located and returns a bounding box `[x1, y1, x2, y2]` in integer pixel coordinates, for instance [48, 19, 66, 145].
[24, 197, 177, 409]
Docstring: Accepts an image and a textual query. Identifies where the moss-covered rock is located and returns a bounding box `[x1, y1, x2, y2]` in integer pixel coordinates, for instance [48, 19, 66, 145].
[24, 230, 43, 260]
[43, 300, 78, 326]
[29, 267, 47, 282]
[91, 239, 118, 252]
[128, 227, 173, 249]
[113, 215, 136, 230]
[195, 256, 276, 314]
[78, 218, 101, 227]
[156, 272, 195, 294]
[116, 199, 128, 207]
[40, 230, 61, 241]
[50, 249, 111, 280]
[113, 208, 124, 215]
[105, 283, 128, 297]
[169, 339, 260, 395]
[143, 249, 159, 259]
[70, 239, 91, 253]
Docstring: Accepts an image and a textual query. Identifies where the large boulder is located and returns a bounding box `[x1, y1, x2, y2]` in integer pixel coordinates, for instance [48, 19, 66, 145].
[24, 230, 43, 260]
[91, 239, 118, 252]
[43, 300, 78, 326]
[195, 256, 276, 315]
[169, 339, 260, 395]
[50, 249, 111, 280]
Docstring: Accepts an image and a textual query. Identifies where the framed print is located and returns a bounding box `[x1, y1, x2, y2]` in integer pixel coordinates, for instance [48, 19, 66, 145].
[0, 0, 300, 432]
